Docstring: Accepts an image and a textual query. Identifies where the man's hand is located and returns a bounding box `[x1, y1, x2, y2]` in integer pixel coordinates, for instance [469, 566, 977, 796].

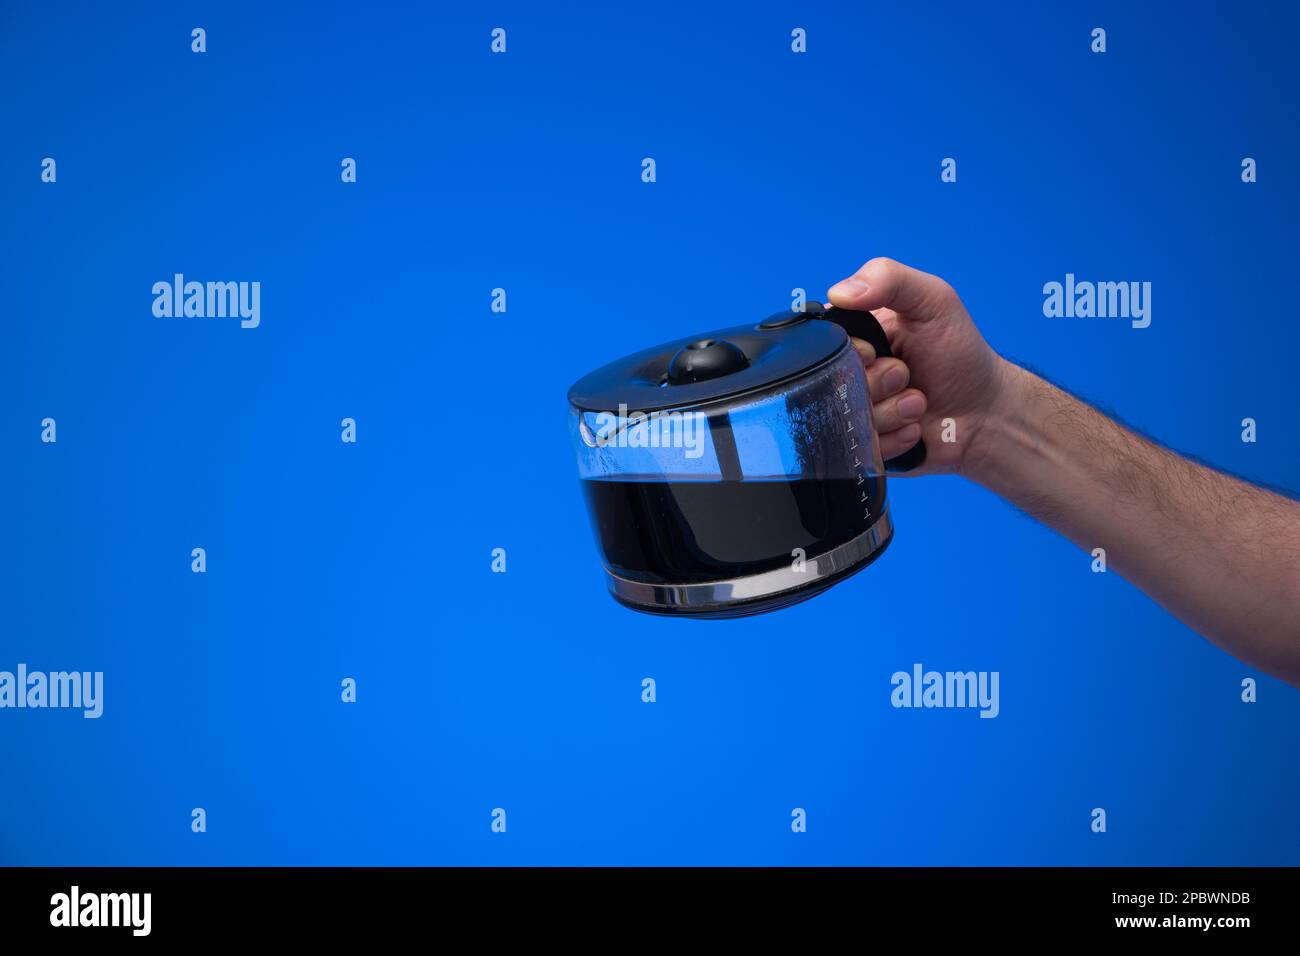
[828, 257, 1012, 475]
[830, 257, 1300, 686]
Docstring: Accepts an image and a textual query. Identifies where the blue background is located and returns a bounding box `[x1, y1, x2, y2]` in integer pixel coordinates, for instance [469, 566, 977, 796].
[3, 1, 1297, 865]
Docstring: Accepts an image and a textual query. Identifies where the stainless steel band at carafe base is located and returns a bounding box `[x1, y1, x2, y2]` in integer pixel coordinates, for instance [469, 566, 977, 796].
[604, 507, 894, 612]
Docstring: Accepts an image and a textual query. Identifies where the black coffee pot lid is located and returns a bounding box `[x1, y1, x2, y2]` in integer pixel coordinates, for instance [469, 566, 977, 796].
[567, 305, 848, 414]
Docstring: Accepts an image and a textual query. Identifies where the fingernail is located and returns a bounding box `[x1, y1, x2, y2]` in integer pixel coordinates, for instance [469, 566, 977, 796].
[832, 277, 871, 298]
[897, 394, 925, 420]
[897, 423, 922, 443]
[881, 366, 907, 395]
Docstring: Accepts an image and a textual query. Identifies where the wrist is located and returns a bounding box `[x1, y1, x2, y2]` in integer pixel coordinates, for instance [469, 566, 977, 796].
[960, 359, 1044, 489]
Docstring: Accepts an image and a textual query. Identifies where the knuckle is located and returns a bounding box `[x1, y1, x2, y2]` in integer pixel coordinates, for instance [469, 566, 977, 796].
[864, 257, 901, 282]
[932, 280, 961, 310]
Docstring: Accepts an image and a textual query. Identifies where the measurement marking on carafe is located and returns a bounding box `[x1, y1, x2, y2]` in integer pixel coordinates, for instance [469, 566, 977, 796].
[838, 379, 872, 520]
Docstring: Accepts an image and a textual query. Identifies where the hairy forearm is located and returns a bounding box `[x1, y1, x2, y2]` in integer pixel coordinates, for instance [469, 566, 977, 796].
[964, 361, 1300, 685]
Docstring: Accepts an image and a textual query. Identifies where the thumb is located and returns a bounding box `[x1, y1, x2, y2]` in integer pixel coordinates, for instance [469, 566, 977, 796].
[827, 257, 962, 323]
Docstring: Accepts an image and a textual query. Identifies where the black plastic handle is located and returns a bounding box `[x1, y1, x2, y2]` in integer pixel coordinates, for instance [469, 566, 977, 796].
[817, 303, 927, 473]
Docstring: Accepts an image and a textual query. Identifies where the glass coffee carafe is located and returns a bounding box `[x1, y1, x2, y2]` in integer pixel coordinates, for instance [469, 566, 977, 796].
[567, 302, 925, 617]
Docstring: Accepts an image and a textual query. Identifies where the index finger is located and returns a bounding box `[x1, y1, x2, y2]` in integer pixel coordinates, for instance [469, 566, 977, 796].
[849, 336, 877, 365]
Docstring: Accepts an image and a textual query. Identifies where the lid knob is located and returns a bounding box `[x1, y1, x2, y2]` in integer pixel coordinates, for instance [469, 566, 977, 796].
[666, 338, 749, 385]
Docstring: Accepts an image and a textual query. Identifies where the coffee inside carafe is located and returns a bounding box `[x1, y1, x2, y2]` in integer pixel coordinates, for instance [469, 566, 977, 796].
[581, 474, 886, 585]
